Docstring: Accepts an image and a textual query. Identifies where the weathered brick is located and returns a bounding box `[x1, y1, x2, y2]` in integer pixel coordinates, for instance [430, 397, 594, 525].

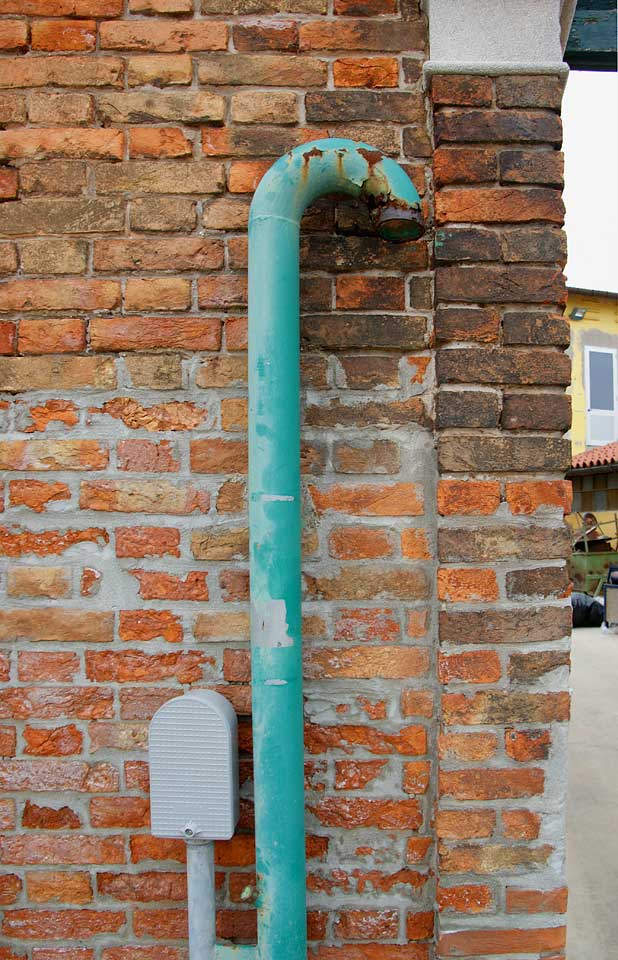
[443, 690, 570, 725]
[81, 480, 209, 515]
[434, 147, 498, 186]
[501, 225, 566, 263]
[100, 19, 227, 51]
[303, 314, 426, 351]
[506, 886, 568, 914]
[0, 198, 124, 236]
[432, 75, 493, 107]
[198, 54, 326, 87]
[436, 264, 566, 304]
[333, 440, 400, 475]
[438, 436, 570, 473]
[437, 569, 499, 604]
[28, 92, 94, 125]
[437, 347, 570, 386]
[8, 566, 71, 599]
[509, 649, 570, 683]
[0, 55, 124, 89]
[503, 310, 569, 346]
[440, 843, 552, 874]
[502, 391, 571, 431]
[440, 606, 571, 645]
[434, 226, 501, 261]
[436, 389, 501, 429]
[300, 19, 425, 52]
[306, 91, 425, 124]
[434, 307, 500, 343]
[18, 319, 86, 355]
[97, 91, 224, 124]
[0, 608, 111, 643]
[496, 75, 564, 110]
[506, 565, 569, 600]
[439, 524, 570, 562]
[305, 566, 428, 601]
[306, 646, 429, 679]
[436, 187, 564, 225]
[96, 161, 224, 195]
[435, 109, 562, 144]
[27, 870, 92, 904]
[231, 91, 298, 124]
[500, 149, 564, 185]
[127, 54, 192, 87]
[233, 20, 297, 51]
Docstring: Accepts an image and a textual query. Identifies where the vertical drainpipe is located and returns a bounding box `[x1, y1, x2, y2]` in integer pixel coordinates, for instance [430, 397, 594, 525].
[248, 138, 424, 960]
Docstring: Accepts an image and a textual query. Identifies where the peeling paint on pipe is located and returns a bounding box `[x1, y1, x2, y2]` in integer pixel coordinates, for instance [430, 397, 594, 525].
[248, 138, 424, 960]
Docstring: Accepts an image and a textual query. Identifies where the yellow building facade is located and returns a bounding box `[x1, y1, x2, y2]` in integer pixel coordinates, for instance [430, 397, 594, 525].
[567, 288, 618, 455]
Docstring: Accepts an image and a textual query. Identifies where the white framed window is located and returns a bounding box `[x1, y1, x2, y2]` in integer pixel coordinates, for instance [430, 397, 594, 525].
[585, 345, 618, 447]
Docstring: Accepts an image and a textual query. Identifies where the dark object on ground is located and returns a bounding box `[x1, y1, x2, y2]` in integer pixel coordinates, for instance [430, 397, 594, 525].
[572, 591, 604, 628]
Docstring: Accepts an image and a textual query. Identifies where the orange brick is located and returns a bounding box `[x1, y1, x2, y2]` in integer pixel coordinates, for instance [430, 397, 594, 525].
[129, 127, 192, 159]
[506, 480, 572, 515]
[439, 650, 501, 685]
[18, 318, 86, 355]
[333, 57, 398, 88]
[328, 525, 394, 560]
[437, 480, 501, 516]
[309, 482, 423, 516]
[437, 567, 499, 602]
[31, 20, 96, 51]
[506, 886, 567, 914]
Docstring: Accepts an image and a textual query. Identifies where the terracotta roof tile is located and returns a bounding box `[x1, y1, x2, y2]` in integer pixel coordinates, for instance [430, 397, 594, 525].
[572, 441, 618, 469]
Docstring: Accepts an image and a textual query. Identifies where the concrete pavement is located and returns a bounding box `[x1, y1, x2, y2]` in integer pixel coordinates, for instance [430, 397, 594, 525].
[567, 627, 618, 959]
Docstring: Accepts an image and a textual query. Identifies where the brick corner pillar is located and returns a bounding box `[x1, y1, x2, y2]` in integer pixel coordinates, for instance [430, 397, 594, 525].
[425, 2, 573, 958]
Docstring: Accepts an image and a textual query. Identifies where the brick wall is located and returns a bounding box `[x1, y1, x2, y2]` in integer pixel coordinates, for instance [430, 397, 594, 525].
[432, 73, 571, 960]
[0, 2, 571, 958]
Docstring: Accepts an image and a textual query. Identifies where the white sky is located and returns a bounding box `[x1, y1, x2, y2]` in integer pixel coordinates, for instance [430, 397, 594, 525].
[562, 70, 618, 294]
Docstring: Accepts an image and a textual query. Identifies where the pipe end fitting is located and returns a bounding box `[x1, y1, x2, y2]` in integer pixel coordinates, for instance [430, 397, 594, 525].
[372, 203, 425, 243]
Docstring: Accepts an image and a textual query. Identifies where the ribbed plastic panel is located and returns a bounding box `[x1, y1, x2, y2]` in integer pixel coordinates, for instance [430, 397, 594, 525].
[149, 690, 239, 840]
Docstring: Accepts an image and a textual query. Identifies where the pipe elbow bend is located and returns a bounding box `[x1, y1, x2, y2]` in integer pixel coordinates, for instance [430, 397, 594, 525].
[249, 137, 425, 243]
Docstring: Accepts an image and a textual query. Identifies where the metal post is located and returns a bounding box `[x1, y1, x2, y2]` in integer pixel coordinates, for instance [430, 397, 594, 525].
[186, 839, 216, 960]
[248, 138, 424, 960]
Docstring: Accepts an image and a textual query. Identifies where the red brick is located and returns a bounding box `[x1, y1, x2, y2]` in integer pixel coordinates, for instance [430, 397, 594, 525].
[2, 909, 125, 940]
[81, 480, 209, 515]
[310, 797, 423, 830]
[436, 809, 496, 840]
[438, 927, 566, 957]
[0, 20, 28, 50]
[123, 608, 184, 643]
[23, 724, 83, 756]
[0, 873, 21, 905]
[502, 809, 541, 840]
[87, 650, 206, 684]
[115, 527, 180, 558]
[0, 834, 124, 865]
[505, 728, 551, 762]
[22, 802, 81, 831]
[306, 646, 429, 680]
[27, 871, 92, 904]
[334, 909, 399, 940]
[306, 722, 426, 757]
[91, 797, 150, 828]
[90, 317, 221, 352]
[309, 482, 423, 516]
[506, 886, 567, 914]
[437, 883, 493, 914]
[440, 768, 544, 800]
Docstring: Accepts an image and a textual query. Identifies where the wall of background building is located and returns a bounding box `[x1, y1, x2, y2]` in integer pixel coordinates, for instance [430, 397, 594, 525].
[567, 289, 618, 454]
[0, 2, 571, 957]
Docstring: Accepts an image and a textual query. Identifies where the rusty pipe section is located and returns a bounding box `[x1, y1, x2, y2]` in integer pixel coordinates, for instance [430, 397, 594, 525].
[247, 139, 424, 960]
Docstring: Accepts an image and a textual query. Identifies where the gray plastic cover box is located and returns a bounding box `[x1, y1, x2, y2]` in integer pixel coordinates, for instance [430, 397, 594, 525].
[149, 689, 239, 840]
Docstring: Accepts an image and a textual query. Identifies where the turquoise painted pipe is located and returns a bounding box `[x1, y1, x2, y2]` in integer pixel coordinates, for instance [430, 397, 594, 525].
[247, 139, 424, 960]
